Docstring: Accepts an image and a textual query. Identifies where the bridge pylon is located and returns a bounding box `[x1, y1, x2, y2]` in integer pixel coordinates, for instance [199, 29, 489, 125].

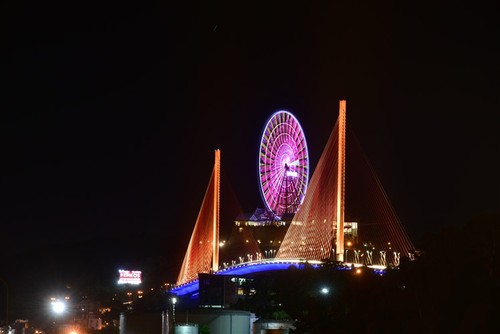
[335, 100, 347, 262]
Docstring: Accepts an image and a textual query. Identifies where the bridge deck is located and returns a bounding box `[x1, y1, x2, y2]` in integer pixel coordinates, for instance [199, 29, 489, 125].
[170, 259, 386, 296]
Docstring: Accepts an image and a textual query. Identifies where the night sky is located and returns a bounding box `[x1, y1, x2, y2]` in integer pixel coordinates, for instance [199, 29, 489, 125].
[1, 0, 499, 319]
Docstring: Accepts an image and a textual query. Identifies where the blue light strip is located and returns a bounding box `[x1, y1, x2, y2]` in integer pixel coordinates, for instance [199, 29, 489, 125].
[170, 261, 321, 296]
[215, 261, 320, 276]
[170, 279, 199, 296]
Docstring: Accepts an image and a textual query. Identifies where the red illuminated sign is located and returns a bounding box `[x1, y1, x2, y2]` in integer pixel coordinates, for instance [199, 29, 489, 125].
[117, 270, 142, 285]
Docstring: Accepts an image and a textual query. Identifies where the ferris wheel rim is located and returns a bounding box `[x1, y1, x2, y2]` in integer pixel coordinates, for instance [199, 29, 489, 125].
[258, 110, 309, 219]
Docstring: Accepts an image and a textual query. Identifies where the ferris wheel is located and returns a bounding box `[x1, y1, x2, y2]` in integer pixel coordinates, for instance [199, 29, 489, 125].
[258, 110, 309, 219]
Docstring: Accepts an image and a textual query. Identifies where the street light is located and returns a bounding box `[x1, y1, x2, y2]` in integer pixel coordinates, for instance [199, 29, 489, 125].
[51, 299, 66, 334]
[52, 301, 66, 314]
[170, 296, 178, 334]
[171, 297, 177, 326]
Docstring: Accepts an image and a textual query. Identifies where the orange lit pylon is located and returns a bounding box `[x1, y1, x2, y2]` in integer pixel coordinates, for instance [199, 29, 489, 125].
[276, 99, 414, 263]
[212, 149, 220, 272]
[176, 149, 221, 285]
[335, 100, 346, 262]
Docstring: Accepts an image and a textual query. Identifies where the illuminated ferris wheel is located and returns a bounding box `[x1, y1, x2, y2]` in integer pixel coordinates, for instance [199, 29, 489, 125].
[258, 110, 309, 219]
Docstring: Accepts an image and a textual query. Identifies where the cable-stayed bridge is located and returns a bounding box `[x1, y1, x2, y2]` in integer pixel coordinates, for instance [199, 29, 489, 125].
[171, 100, 415, 296]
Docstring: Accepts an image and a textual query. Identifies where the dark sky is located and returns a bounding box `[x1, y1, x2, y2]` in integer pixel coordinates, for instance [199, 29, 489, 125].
[1, 0, 498, 318]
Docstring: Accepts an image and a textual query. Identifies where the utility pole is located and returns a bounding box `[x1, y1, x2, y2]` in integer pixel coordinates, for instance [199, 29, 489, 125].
[0, 278, 8, 328]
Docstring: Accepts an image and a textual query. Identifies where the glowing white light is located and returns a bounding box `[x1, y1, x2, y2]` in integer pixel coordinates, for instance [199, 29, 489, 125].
[52, 301, 66, 314]
[320, 287, 330, 294]
[286, 171, 298, 177]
